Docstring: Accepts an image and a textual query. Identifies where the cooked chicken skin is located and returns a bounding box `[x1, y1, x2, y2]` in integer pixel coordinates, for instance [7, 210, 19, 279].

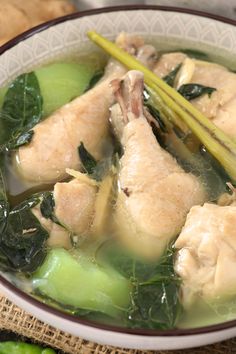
[111, 70, 206, 260]
[154, 52, 236, 138]
[175, 203, 236, 308]
[15, 34, 157, 184]
[54, 178, 96, 236]
[32, 178, 97, 248]
[153, 52, 187, 78]
[15, 63, 124, 184]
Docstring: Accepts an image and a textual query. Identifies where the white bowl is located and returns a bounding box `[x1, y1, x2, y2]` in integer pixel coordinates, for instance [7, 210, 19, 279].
[0, 6, 236, 350]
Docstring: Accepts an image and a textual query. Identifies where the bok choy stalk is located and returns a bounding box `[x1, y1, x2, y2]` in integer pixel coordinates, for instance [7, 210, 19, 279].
[87, 31, 236, 183]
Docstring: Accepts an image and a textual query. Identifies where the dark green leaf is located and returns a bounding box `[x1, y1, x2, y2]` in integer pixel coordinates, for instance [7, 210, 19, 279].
[0, 169, 9, 234]
[0, 72, 42, 148]
[177, 49, 209, 61]
[84, 70, 104, 92]
[100, 241, 182, 329]
[163, 64, 182, 87]
[0, 186, 48, 273]
[178, 83, 216, 101]
[40, 192, 55, 219]
[2, 130, 34, 151]
[40, 191, 61, 225]
[126, 246, 182, 329]
[145, 103, 167, 133]
[78, 142, 97, 175]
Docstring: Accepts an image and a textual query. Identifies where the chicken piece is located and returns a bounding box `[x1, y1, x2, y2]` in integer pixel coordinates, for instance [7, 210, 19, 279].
[154, 52, 236, 138]
[15, 34, 157, 184]
[32, 178, 97, 249]
[54, 178, 97, 235]
[111, 70, 206, 260]
[15, 63, 124, 184]
[153, 52, 187, 78]
[208, 96, 236, 137]
[175, 203, 236, 308]
[189, 60, 236, 122]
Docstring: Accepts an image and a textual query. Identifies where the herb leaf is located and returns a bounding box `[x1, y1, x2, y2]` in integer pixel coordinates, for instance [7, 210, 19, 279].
[101, 242, 181, 329]
[78, 142, 97, 175]
[127, 247, 181, 329]
[40, 192, 55, 219]
[178, 49, 209, 61]
[0, 72, 42, 149]
[3, 130, 34, 151]
[0, 169, 9, 234]
[84, 70, 104, 92]
[178, 83, 216, 101]
[163, 64, 182, 87]
[145, 103, 167, 133]
[0, 178, 48, 273]
[40, 191, 61, 226]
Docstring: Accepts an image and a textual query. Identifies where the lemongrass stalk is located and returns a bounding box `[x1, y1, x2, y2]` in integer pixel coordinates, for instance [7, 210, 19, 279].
[87, 30, 236, 181]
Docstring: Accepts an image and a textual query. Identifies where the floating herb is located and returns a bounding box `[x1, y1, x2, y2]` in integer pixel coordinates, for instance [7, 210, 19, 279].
[101, 242, 181, 329]
[178, 83, 216, 101]
[0, 169, 9, 234]
[1, 130, 34, 152]
[40, 192, 55, 220]
[128, 248, 181, 329]
[40, 191, 62, 226]
[84, 70, 104, 92]
[0, 72, 42, 150]
[78, 142, 97, 175]
[178, 49, 210, 61]
[163, 64, 182, 87]
[0, 176, 48, 273]
[145, 102, 167, 133]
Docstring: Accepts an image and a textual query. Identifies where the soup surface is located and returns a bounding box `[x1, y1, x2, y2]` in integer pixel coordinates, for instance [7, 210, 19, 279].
[0, 33, 235, 330]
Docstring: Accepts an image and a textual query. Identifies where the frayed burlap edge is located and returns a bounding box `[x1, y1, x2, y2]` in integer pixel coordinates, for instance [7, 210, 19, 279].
[0, 295, 235, 354]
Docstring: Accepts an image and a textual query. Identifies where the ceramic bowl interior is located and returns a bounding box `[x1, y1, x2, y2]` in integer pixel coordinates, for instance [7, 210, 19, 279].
[0, 6, 236, 350]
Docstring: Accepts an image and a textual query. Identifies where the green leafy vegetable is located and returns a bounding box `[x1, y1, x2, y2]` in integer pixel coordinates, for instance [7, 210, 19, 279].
[0, 130, 35, 152]
[145, 102, 167, 133]
[101, 242, 181, 329]
[0, 169, 9, 235]
[78, 142, 97, 175]
[178, 84, 216, 101]
[84, 70, 104, 92]
[0, 72, 42, 147]
[129, 249, 181, 329]
[40, 192, 55, 221]
[163, 64, 182, 87]
[178, 49, 210, 61]
[0, 176, 48, 273]
[0, 341, 56, 354]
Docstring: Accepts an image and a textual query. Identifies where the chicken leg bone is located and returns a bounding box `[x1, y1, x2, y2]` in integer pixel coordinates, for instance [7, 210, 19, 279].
[112, 70, 206, 260]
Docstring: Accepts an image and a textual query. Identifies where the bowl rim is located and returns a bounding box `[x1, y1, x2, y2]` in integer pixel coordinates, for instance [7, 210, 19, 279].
[0, 4, 236, 337]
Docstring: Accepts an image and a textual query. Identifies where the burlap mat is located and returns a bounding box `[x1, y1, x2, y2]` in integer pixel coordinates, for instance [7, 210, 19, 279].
[0, 295, 235, 353]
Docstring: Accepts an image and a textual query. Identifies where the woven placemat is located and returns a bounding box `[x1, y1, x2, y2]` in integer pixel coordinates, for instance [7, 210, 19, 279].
[0, 295, 235, 354]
